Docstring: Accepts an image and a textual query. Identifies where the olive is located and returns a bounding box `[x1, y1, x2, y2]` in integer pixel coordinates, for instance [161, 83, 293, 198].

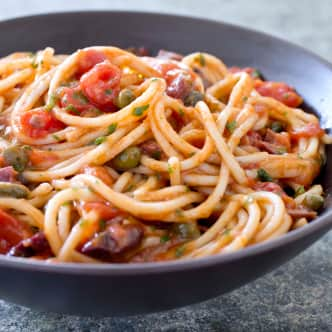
[184, 90, 204, 106]
[3, 146, 29, 172]
[270, 121, 285, 133]
[304, 194, 324, 211]
[111, 146, 141, 171]
[171, 222, 200, 239]
[0, 182, 30, 198]
[116, 89, 135, 108]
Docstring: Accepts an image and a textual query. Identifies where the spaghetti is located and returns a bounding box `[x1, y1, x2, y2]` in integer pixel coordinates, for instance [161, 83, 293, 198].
[0, 46, 329, 263]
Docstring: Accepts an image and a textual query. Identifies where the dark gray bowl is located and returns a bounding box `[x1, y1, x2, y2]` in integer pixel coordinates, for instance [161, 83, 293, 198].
[0, 11, 331, 317]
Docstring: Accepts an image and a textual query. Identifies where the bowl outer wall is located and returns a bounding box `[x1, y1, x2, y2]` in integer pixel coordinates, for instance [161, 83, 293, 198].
[0, 11, 331, 316]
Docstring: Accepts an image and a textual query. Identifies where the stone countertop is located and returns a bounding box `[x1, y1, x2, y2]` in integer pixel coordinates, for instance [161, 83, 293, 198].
[0, 1, 331, 331]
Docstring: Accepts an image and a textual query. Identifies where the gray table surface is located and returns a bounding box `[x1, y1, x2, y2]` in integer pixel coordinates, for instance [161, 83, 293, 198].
[0, 1, 331, 331]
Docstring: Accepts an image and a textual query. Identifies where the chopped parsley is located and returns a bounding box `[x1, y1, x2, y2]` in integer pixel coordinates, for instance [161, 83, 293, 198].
[197, 53, 206, 66]
[276, 147, 287, 155]
[178, 108, 185, 116]
[66, 104, 80, 115]
[151, 150, 161, 160]
[242, 96, 248, 102]
[167, 164, 173, 174]
[283, 93, 290, 100]
[99, 219, 106, 231]
[133, 104, 149, 116]
[256, 168, 273, 182]
[160, 234, 170, 243]
[105, 89, 113, 95]
[107, 123, 117, 135]
[251, 69, 261, 79]
[295, 185, 305, 197]
[222, 228, 231, 237]
[52, 134, 60, 141]
[46, 94, 58, 111]
[73, 90, 88, 104]
[226, 120, 237, 133]
[94, 136, 107, 145]
[79, 219, 88, 228]
[175, 245, 185, 258]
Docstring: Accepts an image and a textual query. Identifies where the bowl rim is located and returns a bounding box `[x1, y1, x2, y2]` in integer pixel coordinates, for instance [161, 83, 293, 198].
[0, 10, 331, 275]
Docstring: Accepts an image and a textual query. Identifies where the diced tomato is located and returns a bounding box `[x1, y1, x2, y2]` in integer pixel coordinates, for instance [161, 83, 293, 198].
[80, 61, 121, 110]
[59, 86, 91, 113]
[20, 109, 65, 138]
[290, 123, 325, 140]
[229, 66, 260, 79]
[29, 149, 59, 168]
[82, 201, 122, 221]
[76, 49, 106, 76]
[254, 80, 303, 107]
[82, 166, 114, 186]
[0, 209, 32, 254]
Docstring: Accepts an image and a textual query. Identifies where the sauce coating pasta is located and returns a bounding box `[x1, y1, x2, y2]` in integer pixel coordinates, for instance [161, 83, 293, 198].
[0, 46, 330, 263]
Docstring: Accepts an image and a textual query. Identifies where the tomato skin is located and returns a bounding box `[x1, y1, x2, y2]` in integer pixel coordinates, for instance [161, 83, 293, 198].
[0, 209, 32, 254]
[82, 202, 122, 221]
[82, 166, 114, 186]
[76, 49, 106, 76]
[290, 123, 325, 140]
[20, 109, 65, 138]
[254, 80, 303, 107]
[80, 61, 121, 110]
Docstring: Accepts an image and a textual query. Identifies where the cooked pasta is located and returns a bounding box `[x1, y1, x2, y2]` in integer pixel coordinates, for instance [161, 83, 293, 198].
[0, 46, 329, 263]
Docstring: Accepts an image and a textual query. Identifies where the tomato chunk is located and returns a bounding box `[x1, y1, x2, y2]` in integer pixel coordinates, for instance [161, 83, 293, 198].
[290, 123, 325, 140]
[82, 201, 122, 221]
[59, 86, 91, 113]
[82, 166, 114, 186]
[0, 209, 32, 254]
[80, 61, 121, 110]
[20, 109, 65, 138]
[254, 80, 303, 107]
[76, 49, 106, 76]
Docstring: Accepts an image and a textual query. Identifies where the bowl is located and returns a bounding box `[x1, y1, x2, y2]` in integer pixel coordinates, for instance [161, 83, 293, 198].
[0, 11, 332, 317]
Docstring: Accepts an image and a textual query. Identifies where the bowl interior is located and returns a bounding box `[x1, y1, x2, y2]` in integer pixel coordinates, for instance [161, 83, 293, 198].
[0, 11, 331, 272]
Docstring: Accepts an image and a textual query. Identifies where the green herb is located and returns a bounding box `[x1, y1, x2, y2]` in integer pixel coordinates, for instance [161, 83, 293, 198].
[175, 245, 185, 258]
[283, 93, 290, 100]
[178, 108, 185, 116]
[73, 90, 88, 104]
[226, 120, 237, 133]
[197, 53, 206, 66]
[46, 94, 58, 111]
[31, 56, 38, 68]
[295, 185, 305, 197]
[222, 228, 231, 236]
[189, 152, 196, 157]
[276, 147, 287, 154]
[90, 108, 103, 116]
[22, 145, 32, 151]
[107, 123, 117, 135]
[160, 234, 170, 243]
[251, 69, 261, 79]
[175, 209, 184, 217]
[52, 134, 60, 141]
[66, 104, 80, 115]
[94, 136, 107, 145]
[151, 150, 161, 160]
[99, 219, 106, 231]
[167, 164, 173, 174]
[105, 89, 112, 95]
[62, 201, 71, 207]
[256, 168, 273, 182]
[242, 96, 248, 102]
[133, 104, 149, 116]
[151, 78, 159, 82]
[79, 219, 88, 228]
[270, 121, 285, 133]
[185, 186, 191, 192]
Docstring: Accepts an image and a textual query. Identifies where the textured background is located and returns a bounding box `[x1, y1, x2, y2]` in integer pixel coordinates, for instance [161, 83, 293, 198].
[0, 1, 332, 331]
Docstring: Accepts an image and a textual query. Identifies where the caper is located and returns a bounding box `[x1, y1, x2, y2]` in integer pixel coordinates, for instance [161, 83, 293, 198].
[304, 194, 324, 211]
[3, 146, 29, 172]
[0, 182, 30, 198]
[111, 146, 141, 171]
[116, 89, 135, 108]
[171, 222, 200, 239]
[184, 90, 204, 106]
[270, 121, 285, 133]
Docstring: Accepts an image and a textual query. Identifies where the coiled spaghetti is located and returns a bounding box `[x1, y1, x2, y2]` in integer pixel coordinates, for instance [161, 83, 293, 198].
[0, 46, 329, 263]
